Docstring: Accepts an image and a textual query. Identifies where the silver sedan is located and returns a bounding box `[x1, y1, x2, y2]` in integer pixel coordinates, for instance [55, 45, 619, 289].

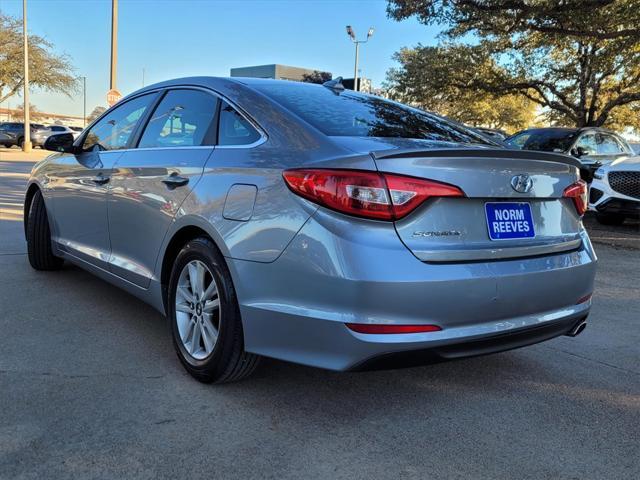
[25, 77, 596, 382]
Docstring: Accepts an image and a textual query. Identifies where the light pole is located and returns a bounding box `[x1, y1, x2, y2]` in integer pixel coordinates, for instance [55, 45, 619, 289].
[346, 25, 374, 92]
[110, 0, 118, 91]
[22, 0, 31, 152]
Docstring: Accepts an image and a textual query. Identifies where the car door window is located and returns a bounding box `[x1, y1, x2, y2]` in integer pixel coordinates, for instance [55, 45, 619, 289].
[138, 89, 217, 148]
[217, 101, 261, 146]
[82, 94, 155, 151]
[575, 134, 598, 155]
[597, 134, 625, 155]
[51, 126, 66, 132]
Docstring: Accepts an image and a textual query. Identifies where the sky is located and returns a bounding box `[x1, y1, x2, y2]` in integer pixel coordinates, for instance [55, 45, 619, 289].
[0, 0, 440, 118]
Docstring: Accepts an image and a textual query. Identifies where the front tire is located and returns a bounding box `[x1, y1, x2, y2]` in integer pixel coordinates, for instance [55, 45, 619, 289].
[596, 213, 625, 225]
[26, 190, 64, 270]
[168, 237, 259, 383]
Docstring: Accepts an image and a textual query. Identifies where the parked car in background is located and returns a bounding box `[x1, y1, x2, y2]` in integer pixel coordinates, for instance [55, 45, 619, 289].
[26, 77, 595, 383]
[0, 122, 46, 149]
[589, 156, 640, 225]
[31, 125, 79, 148]
[68, 126, 84, 138]
[475, 127, 508, 142]
[505, 127, 634, 182]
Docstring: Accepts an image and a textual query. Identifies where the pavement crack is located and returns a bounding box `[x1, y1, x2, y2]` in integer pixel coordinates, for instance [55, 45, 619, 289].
[541, 345, 640, 376]
[0, 368, 168, 381]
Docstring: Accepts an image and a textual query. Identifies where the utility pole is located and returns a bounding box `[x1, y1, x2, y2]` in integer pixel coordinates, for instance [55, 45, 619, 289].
[345, 26, 374, 92]
[22, 0, 31, 152]
[110, 0, 118, 91]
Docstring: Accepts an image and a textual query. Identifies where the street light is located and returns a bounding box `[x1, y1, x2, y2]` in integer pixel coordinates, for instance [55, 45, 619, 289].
[345, 25, 374, 92]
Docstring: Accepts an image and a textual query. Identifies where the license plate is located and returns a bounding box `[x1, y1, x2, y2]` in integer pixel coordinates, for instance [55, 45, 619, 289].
[485, 202, 535, 240]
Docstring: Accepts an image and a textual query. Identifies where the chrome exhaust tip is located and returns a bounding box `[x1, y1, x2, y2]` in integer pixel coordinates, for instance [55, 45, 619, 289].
[565, 319, 587, 337]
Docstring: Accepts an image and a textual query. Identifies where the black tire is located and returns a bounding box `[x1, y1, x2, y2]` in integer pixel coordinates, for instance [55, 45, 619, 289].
[26, 190, 64, 270]
[168, 237, 260, 383]
[18, 137, 24, 149]
[596, 213, 625, 225]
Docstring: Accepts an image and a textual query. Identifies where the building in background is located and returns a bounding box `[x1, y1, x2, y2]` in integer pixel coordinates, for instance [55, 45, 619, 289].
[0, 108, 84, 127]
[230, 64, 329, 82]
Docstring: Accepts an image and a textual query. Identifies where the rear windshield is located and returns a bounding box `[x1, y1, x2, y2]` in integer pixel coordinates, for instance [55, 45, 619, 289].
[506, 130, 579, 152]
[253, 82, 493, 145]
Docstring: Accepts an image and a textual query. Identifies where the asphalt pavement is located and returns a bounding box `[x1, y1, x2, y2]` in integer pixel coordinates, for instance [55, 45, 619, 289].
[1, 148, 639, 479]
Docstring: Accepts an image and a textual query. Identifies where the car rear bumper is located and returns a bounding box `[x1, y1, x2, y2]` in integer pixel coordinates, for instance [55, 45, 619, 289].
[229, 211, 597, 371]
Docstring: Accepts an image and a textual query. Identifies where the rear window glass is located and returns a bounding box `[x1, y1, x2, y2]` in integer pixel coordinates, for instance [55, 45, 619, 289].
[253, 82, 492, 145]
[506, 130, 578, 152]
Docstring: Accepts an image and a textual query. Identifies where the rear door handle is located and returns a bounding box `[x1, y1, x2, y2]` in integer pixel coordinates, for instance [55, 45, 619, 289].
[91, 173, 110, 185]
[162, 173, 189, 189]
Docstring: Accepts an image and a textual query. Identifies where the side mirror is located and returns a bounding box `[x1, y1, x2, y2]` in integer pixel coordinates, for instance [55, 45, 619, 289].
[44, 132, 76, 153]
[571, 146, 589, 158]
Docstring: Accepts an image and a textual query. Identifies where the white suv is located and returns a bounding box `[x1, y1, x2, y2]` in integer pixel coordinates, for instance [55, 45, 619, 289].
[589, 156, 640, 225]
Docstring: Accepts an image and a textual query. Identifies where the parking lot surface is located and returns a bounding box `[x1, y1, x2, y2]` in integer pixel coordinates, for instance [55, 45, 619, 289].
[1, 151, 639, 479]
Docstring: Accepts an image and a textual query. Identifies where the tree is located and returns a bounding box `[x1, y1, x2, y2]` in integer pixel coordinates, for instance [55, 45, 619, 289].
[386, 45, 538, 132]
[386, 0, 640, 128]
[301, 70, 333, 84]
[12, 104, 42, 122]
[86, 106, 106, 123]
[0, 14, 78, 104]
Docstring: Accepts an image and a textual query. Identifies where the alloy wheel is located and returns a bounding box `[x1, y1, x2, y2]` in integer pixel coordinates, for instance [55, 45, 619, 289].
[175, 260, 221, 360]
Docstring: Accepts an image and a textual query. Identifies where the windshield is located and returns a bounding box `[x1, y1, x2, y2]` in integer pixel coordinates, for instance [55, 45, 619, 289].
[506, 130, 579, 152]
[253, 82, 493, 145]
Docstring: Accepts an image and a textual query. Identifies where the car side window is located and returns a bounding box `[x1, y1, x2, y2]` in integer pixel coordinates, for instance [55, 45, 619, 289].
[82, 93, 155, 151]
[597, 134, 625, 155]
[217, 101, 261, 146]
[51, 126, 66, 132]
[575, 134, 598, 155]
[138, 89, 217, 148]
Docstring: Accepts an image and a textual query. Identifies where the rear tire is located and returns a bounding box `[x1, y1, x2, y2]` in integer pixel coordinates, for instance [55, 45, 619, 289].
[168, 237, 260, 383]
[18, 137, 24, 149]
[26, 190, 64, 271]
[596, 213, 625, 225]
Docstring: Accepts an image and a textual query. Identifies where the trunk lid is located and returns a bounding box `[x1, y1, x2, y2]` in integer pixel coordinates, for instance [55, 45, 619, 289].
[372, 147, 584, 262]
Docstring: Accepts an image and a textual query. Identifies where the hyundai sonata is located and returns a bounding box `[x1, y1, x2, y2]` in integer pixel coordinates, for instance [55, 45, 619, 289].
[26, 77, 596, 382]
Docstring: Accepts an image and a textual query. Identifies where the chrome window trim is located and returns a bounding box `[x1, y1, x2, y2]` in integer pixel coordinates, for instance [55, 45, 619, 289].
[74, 84, 268, 153]
[152, 84, 268, 150]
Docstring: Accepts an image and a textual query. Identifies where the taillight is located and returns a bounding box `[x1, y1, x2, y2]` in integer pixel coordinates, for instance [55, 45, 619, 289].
[563, 180, 588, 217]
[345, 323, 442, 334]
[282, 169, 464, 221]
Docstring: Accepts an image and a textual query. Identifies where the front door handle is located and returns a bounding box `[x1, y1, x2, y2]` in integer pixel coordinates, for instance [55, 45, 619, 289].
[91, 173, 110, 185]
[162, 173, 189, 189]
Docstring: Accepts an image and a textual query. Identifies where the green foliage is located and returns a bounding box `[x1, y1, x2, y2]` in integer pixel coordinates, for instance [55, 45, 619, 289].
[0, 13, 78, 104]
[386, 0, 640, 129]
[301, 71, 333, 84]
[386, 45, 538, 132]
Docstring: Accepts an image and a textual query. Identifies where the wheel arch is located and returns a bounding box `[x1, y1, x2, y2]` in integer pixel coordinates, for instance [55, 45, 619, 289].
[158, 219, 232, 313]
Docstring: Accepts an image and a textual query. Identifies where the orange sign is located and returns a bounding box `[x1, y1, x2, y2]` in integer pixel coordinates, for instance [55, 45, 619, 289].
[106, 89, 122, 106]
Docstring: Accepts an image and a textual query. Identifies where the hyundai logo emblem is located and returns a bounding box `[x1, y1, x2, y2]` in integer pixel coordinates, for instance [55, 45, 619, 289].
[510, 174, 533, 193]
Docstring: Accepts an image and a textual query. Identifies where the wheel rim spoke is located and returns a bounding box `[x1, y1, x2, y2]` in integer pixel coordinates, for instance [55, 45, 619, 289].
[203, 298, 219, 313]
[190, 321, 202, 356]
[175, 259, 221, 360]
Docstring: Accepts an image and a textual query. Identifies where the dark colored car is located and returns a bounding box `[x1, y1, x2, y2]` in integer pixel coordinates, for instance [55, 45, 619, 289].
[0, 122, 46, 149]
[505, 127, 634, 182]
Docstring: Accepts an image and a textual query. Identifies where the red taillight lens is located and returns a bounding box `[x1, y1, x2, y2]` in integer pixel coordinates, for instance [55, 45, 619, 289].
[282, 169, 464, 221]
[563, 180, 588, 217]
[345, 323, 442, 334]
